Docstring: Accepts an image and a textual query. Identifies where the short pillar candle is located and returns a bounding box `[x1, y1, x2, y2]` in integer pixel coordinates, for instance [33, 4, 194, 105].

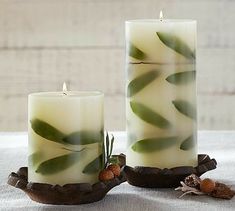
[28, 86, 104, 185]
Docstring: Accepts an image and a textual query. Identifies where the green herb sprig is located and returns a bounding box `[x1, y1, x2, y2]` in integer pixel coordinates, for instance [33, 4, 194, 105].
[104, 133, 120, 168]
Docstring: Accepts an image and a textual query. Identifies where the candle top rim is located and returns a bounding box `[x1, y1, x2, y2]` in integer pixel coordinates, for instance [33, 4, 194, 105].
[126, 19, 196, 24]
[29, 91, 104, 98]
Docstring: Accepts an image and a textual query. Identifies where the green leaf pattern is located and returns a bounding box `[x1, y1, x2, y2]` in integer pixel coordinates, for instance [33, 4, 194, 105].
[36, 152, 83, 175]
[28, 151, 43, 168]
[63, 131, 103, 145]
[127, 31, 197, 152]
[156, 32, 195, 60]
[132, 137, 177, 153]
[82, 154, 104, 174]
[130, 101, 171, 129]
[30, 118, 65, 144]
[128, 43, 147, 60]
[172, 100, 196, 120]
[127, 70, 159, 97]
[30, 118, 104, 175]
[180, 135, 195, 150]
[166, 71, 196, 85]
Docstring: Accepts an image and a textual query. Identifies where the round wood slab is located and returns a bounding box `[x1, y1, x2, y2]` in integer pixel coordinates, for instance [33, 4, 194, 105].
[124, 154, 217, 188]
[7, 154, 126, 205]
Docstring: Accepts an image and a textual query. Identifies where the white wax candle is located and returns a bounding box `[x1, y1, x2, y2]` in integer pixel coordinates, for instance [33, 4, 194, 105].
[28, 89, 104, 185]
[126, 16, 197, 168]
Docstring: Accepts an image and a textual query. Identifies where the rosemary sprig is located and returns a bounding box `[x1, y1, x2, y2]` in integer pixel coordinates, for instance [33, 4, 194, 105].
[104, 132, 116, 168]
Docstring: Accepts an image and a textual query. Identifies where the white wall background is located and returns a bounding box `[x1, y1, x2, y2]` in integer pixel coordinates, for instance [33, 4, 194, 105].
[0, 0, 235, 131]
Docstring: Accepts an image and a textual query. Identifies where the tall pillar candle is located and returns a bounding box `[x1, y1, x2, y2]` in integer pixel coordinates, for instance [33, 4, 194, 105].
[126, 18, 197, 168]
[28, 88, 104, 185]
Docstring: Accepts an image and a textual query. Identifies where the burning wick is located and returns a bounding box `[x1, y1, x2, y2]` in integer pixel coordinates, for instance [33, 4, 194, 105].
[63, 82, 68, 95]
[159, 10, 163, 21]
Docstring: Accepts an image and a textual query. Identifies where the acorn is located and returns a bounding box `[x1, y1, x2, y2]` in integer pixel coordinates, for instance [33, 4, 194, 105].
[200, 178, 216, 193]
[107, 164, 121, 177]
[99, 169, 114, 181]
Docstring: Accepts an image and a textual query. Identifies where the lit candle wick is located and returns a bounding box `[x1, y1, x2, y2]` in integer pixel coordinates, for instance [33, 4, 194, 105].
[63, 82, 67, 95]
[159, 10, 163, 21]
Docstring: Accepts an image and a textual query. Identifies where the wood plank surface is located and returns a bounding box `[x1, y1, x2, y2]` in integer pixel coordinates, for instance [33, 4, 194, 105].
[0, 0, 234, 130]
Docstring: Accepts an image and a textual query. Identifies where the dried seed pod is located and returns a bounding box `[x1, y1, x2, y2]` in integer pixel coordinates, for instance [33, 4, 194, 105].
[107, 164, 121, 177]
[210, 182, 235, 199]
[99, 169, 114, 182]
[184, 174, 201, 188]
[200, 178, 216, 193]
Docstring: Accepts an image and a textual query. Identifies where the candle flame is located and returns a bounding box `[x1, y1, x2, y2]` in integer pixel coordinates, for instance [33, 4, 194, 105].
[63, 82, 67, 95]
[159, 10, 163, 21]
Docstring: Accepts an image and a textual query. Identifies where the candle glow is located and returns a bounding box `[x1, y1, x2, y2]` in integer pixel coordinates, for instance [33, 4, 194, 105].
[159, 10, 163, 20]
[63, 82, 67, 95]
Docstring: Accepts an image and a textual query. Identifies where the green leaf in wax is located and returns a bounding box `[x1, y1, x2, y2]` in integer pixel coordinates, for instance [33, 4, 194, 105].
[156, 32, 195, 60]
[172, 100, 196, 120]
[28, 151, 42, 168]
[128, 43, 147, 60]
[180, 135, 195, 150]
[130, 101, 171, 129]
[102, 140, 105, 168]
[82, 154, 104, 174]
[166, 71, 196, 85]
[105, 133, 110, 161]
[30, 118, 65, 144]
[36, 151, 83, 175]
[109, 135, 114, 157]
[132, 137, 177, 153]
[63, 130, 104, 145]
[127, 70, 160, 97]
[104, 133, 115, 167]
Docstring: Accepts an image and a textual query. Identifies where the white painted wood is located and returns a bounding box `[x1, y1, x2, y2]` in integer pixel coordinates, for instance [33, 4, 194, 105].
[3, 93, 235, 131]
[0, 0, 234, 48]
[0, 0, 234, 130]
[0, 95, 125, 131]
[0, 48, 234, 130]
[0, 48, 234, 96]
[0, 49, 126, 130]
[198, 95, 235, 130]
[197, 48, 235, 95]
[0, 49, 125, 96]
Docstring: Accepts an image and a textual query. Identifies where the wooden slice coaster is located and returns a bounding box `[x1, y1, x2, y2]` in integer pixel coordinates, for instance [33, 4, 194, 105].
[124, 154, 217, 188]
[7, 154, 126, 205]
